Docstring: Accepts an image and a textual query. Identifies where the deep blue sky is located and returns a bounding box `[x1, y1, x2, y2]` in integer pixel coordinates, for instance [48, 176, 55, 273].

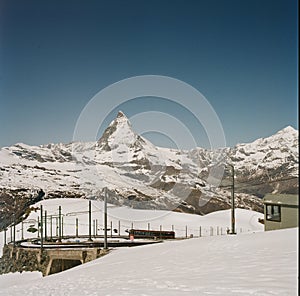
[0, 0, 298, 149]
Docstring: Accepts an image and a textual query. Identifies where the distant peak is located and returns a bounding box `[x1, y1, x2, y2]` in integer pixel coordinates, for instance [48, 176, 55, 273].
[274, 126, 298, 138]
[117, 111, 127, 119]
[280, 126, 297, 133]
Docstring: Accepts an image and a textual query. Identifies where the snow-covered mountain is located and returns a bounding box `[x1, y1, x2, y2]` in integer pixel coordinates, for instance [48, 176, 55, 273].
[0, 112, 298, 229]
[227, 126, 298, 196]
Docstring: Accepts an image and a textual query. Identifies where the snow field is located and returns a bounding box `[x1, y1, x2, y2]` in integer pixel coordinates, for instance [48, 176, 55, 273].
[0, 198, 264, 257]
[0, 227, 297, 295]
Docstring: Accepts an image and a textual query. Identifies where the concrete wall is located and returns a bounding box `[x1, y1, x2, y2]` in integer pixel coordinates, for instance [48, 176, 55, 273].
[44, 248, 104, 276]
[0, 245, 108, 276]
[264, 205, 298, 231]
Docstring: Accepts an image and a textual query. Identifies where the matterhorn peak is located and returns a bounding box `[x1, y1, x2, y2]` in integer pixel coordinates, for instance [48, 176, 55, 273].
[111, 110, 131, 127]
[112, 110, 131, 128]
[117, 110, 127, 119]
[97, 111, 146, 151]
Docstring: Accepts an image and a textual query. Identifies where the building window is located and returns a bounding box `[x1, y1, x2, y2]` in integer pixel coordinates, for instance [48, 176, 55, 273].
[266, 204, 281, 222]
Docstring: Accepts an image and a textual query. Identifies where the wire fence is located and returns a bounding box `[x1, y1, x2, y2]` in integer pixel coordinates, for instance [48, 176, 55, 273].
[2, 200, 260, 246]
[3, 215, 252, 245]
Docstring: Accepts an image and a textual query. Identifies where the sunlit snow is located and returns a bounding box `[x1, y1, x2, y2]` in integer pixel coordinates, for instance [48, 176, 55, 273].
[0, 199, 297, 295]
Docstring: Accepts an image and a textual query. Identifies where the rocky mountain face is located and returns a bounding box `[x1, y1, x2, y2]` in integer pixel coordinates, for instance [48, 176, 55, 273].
[0, 112, 298, 229]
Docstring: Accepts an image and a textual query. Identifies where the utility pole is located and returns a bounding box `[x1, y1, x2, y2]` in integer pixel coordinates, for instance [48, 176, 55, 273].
[88, 200, 92, 241]
[104, 187, 108, 249]
[228, 164, 236, 235]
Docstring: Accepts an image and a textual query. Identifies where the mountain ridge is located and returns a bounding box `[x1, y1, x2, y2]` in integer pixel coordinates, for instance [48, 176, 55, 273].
[4, 124, 298, 152]
[0, 112, 298, 229]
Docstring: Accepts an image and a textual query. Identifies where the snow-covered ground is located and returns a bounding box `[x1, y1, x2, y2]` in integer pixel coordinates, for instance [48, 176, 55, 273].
[0, 227, 297, 296]
[1, 199, 297, 295]
[0, 198, 264, 256]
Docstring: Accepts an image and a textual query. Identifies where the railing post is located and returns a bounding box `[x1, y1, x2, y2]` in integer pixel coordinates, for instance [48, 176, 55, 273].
[40, 205, 43, 249]
[21, 221, 24, 240]
[44, 210, 47, 241]
[37, 217, 40, 238]
[13, 214, 16, 247]
[88, 200, 92, 242]
[76, 218, 79, 237]
[10, 226, 12, 243]
[56, 217, 58, 237]
[50, 216, 53, 240]
[61, 216, 64, 238]
[58, 206, 62, 242]
[96, 219, 98, 237]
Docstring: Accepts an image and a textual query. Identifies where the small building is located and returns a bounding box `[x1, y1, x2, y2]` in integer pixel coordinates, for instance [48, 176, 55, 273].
[263, 194, 298, 231]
